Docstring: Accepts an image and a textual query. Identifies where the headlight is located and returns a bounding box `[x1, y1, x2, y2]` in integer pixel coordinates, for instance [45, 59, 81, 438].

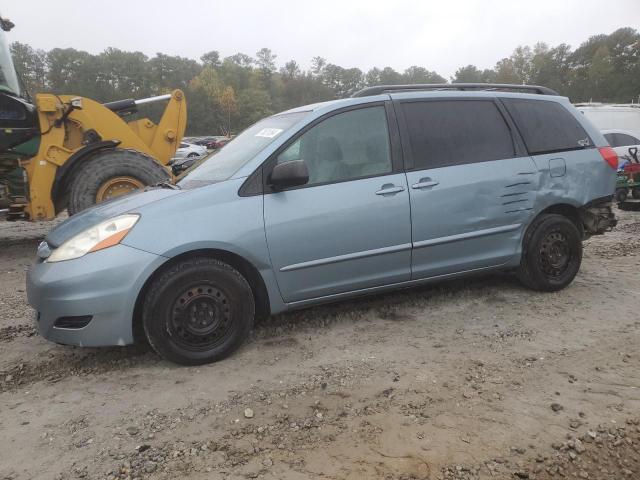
[46, 214, 140, 263]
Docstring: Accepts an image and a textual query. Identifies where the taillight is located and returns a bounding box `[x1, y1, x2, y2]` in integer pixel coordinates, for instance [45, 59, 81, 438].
[599, 146, 618, 170]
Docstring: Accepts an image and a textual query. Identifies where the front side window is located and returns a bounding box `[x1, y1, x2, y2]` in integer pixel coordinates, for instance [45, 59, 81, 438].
[503, 98, 592, 155]
[276, 106, 392, 186]
[401, 100, 515, 170]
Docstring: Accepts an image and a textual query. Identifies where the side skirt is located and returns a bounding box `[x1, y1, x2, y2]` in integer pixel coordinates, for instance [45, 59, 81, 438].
[284, 263, 511, 312]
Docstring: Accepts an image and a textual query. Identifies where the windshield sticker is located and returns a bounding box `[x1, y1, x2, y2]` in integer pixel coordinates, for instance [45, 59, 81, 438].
[255, 128, 283, 138]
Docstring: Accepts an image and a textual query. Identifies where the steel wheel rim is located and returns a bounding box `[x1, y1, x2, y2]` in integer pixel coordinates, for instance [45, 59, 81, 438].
[538, 230, 571, 278]
[167, 284, 233, 351]
[96, 176, 144, 202]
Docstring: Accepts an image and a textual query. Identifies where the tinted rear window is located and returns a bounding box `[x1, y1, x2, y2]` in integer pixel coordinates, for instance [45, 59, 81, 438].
[503, 99, 592, 155]
[401, 100, 515, 169]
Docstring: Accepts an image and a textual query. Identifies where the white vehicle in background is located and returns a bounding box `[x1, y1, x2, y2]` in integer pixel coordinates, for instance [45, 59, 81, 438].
[172, 142, 207, 160]
[169, 142, 208, 175]
[575, 102, 640, 171]
[601, 129, 640, 166]
[575, 103, 640, 134]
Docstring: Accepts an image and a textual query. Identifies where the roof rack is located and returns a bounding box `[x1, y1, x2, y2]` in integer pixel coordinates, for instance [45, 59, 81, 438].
[351, 83, 559, 98]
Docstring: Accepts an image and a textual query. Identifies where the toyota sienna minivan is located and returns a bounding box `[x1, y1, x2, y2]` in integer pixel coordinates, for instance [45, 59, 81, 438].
[27, 84, 617, 365]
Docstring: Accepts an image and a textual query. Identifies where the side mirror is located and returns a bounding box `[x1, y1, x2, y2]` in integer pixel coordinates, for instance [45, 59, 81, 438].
[269, 160, 309, 189]
[629, 147, 639, 163]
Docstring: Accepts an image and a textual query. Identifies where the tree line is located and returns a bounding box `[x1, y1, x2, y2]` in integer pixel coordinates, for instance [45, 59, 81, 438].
[10, 27, 640, 136]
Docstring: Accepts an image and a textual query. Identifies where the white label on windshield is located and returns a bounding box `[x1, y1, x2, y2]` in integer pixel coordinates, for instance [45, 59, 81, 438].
[255, 128, 283, 138]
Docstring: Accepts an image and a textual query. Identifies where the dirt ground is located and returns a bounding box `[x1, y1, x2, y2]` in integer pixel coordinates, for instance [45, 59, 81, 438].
[1, 210, 639, 480]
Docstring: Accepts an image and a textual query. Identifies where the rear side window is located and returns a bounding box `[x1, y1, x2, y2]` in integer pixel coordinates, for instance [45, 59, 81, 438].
[400, 100, 515, 169]
[503, 99, 592, 155]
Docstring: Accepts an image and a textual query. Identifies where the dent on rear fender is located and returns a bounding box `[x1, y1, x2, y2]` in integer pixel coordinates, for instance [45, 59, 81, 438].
[529, 151, 612, 210]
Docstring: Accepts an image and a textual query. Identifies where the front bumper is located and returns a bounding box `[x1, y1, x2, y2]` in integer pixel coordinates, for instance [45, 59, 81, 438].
[26, 244, 166, 347]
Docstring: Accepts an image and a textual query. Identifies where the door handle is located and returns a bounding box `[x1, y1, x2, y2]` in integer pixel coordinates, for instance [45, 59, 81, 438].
[375, 185, 405, 196]
[412, 178, 439, 189]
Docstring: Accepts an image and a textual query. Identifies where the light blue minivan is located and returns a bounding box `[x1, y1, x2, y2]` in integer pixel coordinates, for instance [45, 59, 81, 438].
[27, 84, 618, 365]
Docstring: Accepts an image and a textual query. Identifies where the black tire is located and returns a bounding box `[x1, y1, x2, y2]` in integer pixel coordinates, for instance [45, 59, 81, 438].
[632, 187, 640, 200]
[616, 188, 629, 203]
[187, 152, 199, 158]
[142, 258, 255, 365]
[67, 149, 170, 215]
[517, 214, 582, 292]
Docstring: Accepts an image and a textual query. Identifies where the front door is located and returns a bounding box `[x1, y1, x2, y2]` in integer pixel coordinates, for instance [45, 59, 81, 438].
[396, 97, 539, 279]
[263, 104, 412, 303]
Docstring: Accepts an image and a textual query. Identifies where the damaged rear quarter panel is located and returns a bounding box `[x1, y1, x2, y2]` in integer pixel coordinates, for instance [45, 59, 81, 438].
[529, 148, 616, 211]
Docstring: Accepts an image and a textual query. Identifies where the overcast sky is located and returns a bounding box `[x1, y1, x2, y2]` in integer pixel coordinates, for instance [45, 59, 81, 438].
[5, 0, 640, 78]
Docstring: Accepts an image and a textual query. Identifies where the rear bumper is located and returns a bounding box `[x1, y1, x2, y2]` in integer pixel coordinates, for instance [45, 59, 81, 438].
[26, 244, 166, 347]
[580, 195, 617, 236]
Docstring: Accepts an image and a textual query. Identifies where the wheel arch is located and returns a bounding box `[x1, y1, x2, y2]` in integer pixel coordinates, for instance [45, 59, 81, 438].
[132, 248, 271, 344]
[51, 140, 120, 213]
[533, 203, 584, 238]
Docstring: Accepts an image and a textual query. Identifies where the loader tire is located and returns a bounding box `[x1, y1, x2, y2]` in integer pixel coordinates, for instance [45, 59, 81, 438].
[67, 149, 170, 215]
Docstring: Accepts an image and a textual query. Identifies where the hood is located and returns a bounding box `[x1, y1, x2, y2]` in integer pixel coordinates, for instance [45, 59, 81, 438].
[45, 188, 183, 247]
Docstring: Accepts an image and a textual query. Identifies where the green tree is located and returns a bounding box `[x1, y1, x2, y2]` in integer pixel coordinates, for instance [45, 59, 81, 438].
[46, 48, 101, 97]
[200, 50, 221, 68]
[149, 53, 201, 94]
[9, 26, 640, 135]
[237, 87, 273, 126]
[281, 60, 301, 78]
[256, 48, 277, 75]
[403, 66, 445, 84]
[452, 65, 495, 83]
[96, 48, 149, 100]
[310, 56, 326, 77]
[378, 67, 403, 85]
[10, 42, 46, 94]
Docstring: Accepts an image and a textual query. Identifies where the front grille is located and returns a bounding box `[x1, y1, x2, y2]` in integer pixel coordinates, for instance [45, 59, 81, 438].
[53, 315, 93, 329]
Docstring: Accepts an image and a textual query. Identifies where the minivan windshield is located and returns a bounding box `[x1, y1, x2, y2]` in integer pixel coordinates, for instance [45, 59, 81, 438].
[178, 111, 309, 188]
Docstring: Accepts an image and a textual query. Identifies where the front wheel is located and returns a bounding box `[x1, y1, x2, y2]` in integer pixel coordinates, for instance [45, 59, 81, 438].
[517, 214, 582, 292]
[142, 258, 255, 365]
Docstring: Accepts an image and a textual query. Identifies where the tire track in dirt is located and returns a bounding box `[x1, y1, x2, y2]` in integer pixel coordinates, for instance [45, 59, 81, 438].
[0, 323, 36, 342]
[0, 345, 159, 392]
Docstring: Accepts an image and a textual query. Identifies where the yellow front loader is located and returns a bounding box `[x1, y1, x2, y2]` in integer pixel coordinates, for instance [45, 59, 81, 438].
[0, 15, 186, 220]
[24, 91, 186, 220]
[3, 90, 186, 220]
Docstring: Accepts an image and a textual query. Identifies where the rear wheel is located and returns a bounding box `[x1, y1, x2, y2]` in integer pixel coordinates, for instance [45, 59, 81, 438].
[142, 258, 255, 365]
[67, 149, 170, 215]
[632, 187, 640, 200]
[517, 214, 582, 292]
[187, 152, 199, 158]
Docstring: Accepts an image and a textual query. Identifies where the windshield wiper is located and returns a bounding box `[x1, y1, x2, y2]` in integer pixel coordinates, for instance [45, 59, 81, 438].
[149, 181, 181, 190]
